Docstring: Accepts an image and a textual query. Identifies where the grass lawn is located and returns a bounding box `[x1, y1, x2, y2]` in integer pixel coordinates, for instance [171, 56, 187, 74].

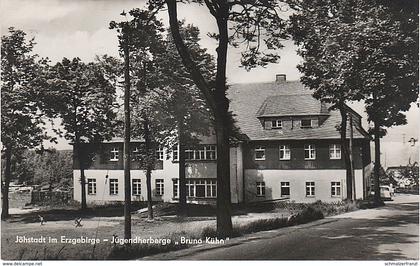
[1, 202, 292, 260]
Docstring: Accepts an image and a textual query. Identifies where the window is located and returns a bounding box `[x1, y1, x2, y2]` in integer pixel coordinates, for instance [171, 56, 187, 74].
[304, 144, 316, 160]
[206, 180, 217, 198]
[279, 145, 291, 160]
[195, 148, 206, 160]
[187, 180, 195, 197]
[110, 147, 119, 161]
[205, 145, 216, 160]
[255, 146, 266, 160]
[185, 145, 217, 161]
[87, 178, 96, 195]
[132, 179, 141, 196]
[280, 182, 290, 198]
[195, 180, 206, 197]
[185, 149, 195, 160]
[256, 182, 266, 196]
[156, 147, 164, 160]
[185, 179, 217, 198]
[155, 179, 164, 196]
[173, 145, 178, 161]
[173, 180, 178, 198]
[331, 182, 341, 197]
[329, 144, 342, 159]
[301, 119, 312, 128]
[109, 179, 118, 195]
[271, 120, 282, 129]
[306, 182, 315, 197]
[132, 147, 140, 161]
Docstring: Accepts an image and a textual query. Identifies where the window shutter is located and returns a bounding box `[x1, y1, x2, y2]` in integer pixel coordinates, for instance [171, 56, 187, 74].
[264, 120, 272, 129]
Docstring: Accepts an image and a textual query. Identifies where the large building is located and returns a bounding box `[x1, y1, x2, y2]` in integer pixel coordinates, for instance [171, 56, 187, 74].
[73, 75, 372, 205]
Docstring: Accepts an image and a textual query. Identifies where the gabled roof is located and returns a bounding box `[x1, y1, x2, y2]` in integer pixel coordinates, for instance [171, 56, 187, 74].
[256, 94, 329, 117]
[227, 80, 370, 141]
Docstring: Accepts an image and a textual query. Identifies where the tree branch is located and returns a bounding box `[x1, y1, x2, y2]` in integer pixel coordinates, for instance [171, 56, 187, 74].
[165, 0, 216, 113]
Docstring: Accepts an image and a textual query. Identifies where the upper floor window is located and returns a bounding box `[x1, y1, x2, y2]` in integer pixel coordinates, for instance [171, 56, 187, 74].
[329, 144, 342, 159]
[185, 148, 194, 160]
[279, 145, 291, 160]
[109, 178, 119, 195]
[172, 145, 178, 161]
[185, 145, 217, 161]
[271, 120, 282, 129]
[87, 178, 96, 195]
[110, 147, 119, 161]
[132, 147, 140, 161]
[300, 119, 312, 128]
[205, 145, 216, 160]
[156, 147, 164, 160]
[304, 144, 316, 160]
[155, 179, 164, 196]
[256, 182, 266, 196]
[255, 146, 266, 161]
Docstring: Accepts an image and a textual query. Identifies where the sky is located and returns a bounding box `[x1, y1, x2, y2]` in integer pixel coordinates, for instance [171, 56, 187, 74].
[1, 0, 418, 164]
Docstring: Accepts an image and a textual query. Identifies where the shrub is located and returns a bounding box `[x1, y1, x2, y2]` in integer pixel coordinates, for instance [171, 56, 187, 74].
[293, 206, 324, 224]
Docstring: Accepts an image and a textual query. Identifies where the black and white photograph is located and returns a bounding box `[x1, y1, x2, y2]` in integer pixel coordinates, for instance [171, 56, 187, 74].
[0, 0, 418, 264]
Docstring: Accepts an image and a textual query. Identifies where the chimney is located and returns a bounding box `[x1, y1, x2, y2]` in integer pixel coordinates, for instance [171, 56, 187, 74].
[276, 74, 286, 83]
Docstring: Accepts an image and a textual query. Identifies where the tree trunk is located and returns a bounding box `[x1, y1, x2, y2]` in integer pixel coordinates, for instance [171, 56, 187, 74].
[123, 27, 132, 241]
[1, 146, 12, 220]
[373, 121, 382, 204]
[349, 115, 355, 200]
[75, 139, 87, 210]
[144, 118, 154, 220]
[339, 107, 353, 200]
[214, 2, 233, 238]
[165, 0, 232, 237]
[178, 119, 187, 216]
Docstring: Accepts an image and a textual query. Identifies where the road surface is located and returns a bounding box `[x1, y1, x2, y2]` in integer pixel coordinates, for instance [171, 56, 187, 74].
[146, 194, 419, 260]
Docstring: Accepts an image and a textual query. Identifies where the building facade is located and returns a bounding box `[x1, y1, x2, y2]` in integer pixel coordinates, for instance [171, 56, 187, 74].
[73, 75, 372, 205]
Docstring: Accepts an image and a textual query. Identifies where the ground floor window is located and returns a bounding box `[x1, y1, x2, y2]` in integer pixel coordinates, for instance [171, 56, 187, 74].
[280, 182, 290, 198]
[331, 181, 341, 197]
[173, 179, 178, 198]
[155, 179, 164, 196]
[173, 179, 217, 198]
[256, 182, 266, 197]
[306, 182, 315, 197]
[87, 178, 96, 195]
[109, 178, 118, 195]
[132, 179, 141, 196]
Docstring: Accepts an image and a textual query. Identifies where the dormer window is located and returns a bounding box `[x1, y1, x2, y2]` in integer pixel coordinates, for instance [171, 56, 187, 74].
[301, 119, 312, 128]
[271, 120, 282, 129]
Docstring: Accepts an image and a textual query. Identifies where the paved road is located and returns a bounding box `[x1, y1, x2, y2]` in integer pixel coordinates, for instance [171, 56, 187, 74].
[147, 194, 419, 260]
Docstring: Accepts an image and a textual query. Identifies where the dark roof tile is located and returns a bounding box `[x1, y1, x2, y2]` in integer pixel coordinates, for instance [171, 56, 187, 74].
[228, 81, 369, 141]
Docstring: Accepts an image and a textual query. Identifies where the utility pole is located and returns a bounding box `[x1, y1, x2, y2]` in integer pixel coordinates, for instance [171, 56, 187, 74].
[349, 115, 355, 201]
[123, 23, 132, 242]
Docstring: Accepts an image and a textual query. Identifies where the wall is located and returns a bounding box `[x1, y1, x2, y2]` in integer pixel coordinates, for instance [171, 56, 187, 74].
[73, 142, 163, 171]
[243, 139, 368, 170]
[73, 149, 222, 205]
[244, 169, 365, 203]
